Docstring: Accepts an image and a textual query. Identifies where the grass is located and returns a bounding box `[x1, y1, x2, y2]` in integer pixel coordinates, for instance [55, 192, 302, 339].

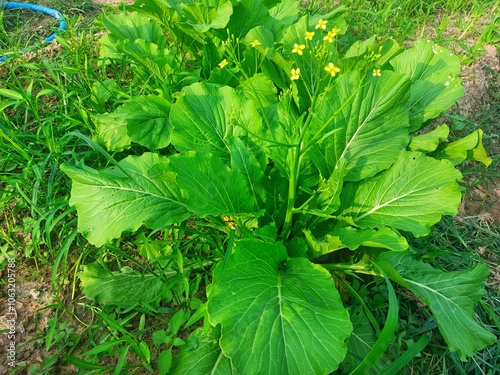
[1, 0, 499, 373]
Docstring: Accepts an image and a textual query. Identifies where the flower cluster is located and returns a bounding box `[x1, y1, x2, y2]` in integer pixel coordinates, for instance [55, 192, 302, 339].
[289, 19, 343, 82]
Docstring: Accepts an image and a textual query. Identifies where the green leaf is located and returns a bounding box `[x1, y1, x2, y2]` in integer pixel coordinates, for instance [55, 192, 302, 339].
[308, 70, 411, 182]
[129, 0, 177, 26]
[169, 310, 189, 336]
[350, 267, 399, 375]
[182, 0, 233, 33]
[433, 129, 492, 166]
[267, 0, 300, 30]
[304, 226, 408, 257]
[226, 0, 272, 38]
[101, 12, 167, 48]
[343, 308, 379, 372]
[341, 151, 462, 237]
[169, 152, 255, 217]
[207, 238, 352, 374]
[64, 355, 105, 370]
[92, 110, 131, 152]
[170, 327, 233, 375]
[78, 264, 166, 307]
[91, 79, 121, 107]
[122, 95, 172, 150]
[153, 330, 173, 346]
[99, 12, 167, 59]
[390, 39, 463, 131]
[0, 88, 24, 100]
[342, 38, 400, 73]
[201, 38, 220, 79]
[343, 35, 378, 59]
[245, 25, 275, 58]
[376, 252, 496, 360]
[237, 73, 278, 108]
[263, 168, 288, 227]
[170, 83, 261, 162]
[379, 335, 430, 375]
[61, 153, 190, 246]
[158, 349, 173, 375]
[409, 124, 449, 152]
[316, 158, 347, 214]
[119, 39, 175, 83]
[229, 137, 266, 208]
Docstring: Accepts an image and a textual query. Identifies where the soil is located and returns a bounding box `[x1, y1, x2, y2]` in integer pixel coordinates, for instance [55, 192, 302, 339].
[1, 1, 499, 374]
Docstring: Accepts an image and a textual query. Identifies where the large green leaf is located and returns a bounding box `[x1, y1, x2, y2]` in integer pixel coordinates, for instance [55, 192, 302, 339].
[92, 110, 131, 152]
[267, 0, 300, 29]
[307, 70, 411, 182]
[376, 252, 496, 360]
[170, 327, 233, 375]
[390, 39, 463, 131]
[169, 151, 255, 217]
[170, 83, 261, 162]
[341, 151, 462, 237]
[433, 129, 492, 166]
[409, 124, 449, 152]
[99, 12, 167, 59]
[207, 238, 352, 375]
[229, 137, 266, 209]
[120, 95, 172, 150]
[119, 39, 175, 83]
[237, 73, 278, 108]
[101, 12, 166, 47]
[316, 158, 347, 215]
[181, 0, 233, 33]
[304, 226, 408, 257]
[129, 0, 177, 26]
[226, 0, 272, 38]
[61, 153, 190, 246]
[262, 168, 288, 227]
[78, 263, 170, 307]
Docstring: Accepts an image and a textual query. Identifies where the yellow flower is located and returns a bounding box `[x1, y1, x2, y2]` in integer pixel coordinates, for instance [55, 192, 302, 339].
[218, 59, 228, 68]
[331, 27, 341, 36]
[323, 27, 341, 43]
[250, 40, 261, 47]
[324, 62, 340, 77]
[323, 31, 334, 43]
[291, 68, 301, 80]
[292, 43, 306, 55]
[315, 19, 328, 30]
[372, 69, 381, 76]
[305, 31, 315, 40]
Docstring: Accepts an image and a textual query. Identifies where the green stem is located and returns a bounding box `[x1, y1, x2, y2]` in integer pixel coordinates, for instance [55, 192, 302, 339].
[320, 262, 381, 277]
[280, 93, 321, 240]
[281, 146, 300, 240]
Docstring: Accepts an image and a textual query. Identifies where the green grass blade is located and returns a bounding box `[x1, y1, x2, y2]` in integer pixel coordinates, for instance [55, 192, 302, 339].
[81, 339, 125, 357]
[63, 354, 106, 370]
[350, 264, 399, 375]
[380, 334, 431, 375]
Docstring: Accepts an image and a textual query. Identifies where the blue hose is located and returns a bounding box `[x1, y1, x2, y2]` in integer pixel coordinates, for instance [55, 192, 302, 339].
[0, 2, 67, 62]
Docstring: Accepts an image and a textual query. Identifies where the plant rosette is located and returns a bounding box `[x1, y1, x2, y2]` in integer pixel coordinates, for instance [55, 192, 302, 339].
[61, 0, 495, 373]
